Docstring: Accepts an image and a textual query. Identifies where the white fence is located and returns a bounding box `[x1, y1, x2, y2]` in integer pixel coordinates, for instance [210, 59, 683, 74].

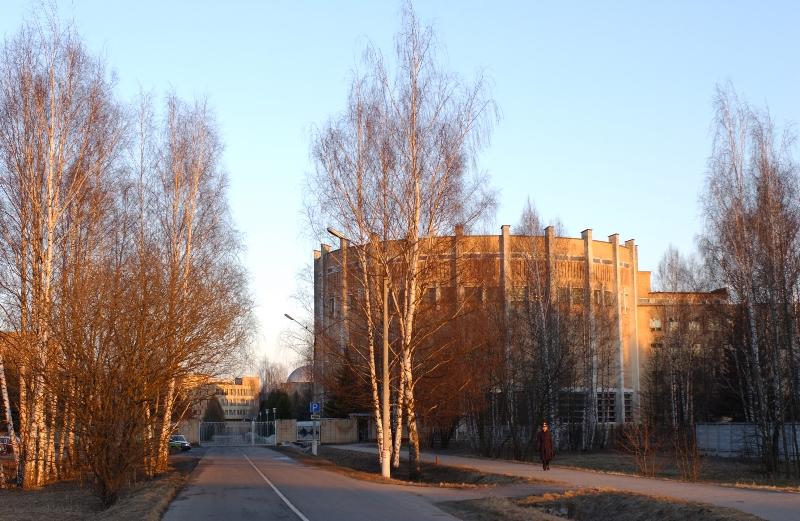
[696, 423, 800, 459]
[199, 421, 276, 446]
[197, 419, 358, 446]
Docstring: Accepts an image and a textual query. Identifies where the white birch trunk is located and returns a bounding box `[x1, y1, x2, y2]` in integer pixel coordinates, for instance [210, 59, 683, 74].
[392, 365, 405, 469]
[156, 379, 176, 472]
[0, 354, 20, 483]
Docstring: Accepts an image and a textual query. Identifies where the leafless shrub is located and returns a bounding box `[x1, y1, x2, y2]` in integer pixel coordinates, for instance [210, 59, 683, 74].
[617, 421, 663, 477]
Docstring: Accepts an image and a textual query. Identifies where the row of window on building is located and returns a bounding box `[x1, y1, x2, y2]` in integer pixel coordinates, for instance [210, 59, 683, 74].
[325, 285, 628, 317]
[215, 387, 253, 396]
[220, 398, 255, 406]
[648, 317, 720, 332]
[224, 408, 251, 416]
[558, 391, 634, 424]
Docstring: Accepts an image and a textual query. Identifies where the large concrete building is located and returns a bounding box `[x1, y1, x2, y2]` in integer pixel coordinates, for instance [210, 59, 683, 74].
[313, 225, 725, 424]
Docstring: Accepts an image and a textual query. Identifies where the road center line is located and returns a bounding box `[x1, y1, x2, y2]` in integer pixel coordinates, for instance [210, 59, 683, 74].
[242, 452, 311, 521]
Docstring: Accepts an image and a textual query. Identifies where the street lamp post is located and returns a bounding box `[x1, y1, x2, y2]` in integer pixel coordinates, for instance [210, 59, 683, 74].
[284, 313, 312, 334]
[284, 311, 321, 421]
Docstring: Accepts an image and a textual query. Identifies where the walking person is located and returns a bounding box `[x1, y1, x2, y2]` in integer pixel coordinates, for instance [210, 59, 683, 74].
[536, 421, 554, 470]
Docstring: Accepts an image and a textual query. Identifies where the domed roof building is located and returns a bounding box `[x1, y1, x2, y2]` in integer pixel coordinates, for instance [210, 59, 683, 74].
[286, 365, 312, 384]
[285, 365, 313, 397]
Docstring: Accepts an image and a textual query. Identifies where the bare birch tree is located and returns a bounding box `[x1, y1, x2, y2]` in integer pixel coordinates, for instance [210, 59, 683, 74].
[700, 84, 800, 476]
[0, 18, 123, 487]
[308, 3, 497, 478]
[0, 16, 253, 501]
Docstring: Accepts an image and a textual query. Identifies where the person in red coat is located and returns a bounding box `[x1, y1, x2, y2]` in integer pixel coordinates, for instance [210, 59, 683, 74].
[536, 421, 554, 470]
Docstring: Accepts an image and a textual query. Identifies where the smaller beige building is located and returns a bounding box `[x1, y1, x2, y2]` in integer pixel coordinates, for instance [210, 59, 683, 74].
[214, 376, 261, 421]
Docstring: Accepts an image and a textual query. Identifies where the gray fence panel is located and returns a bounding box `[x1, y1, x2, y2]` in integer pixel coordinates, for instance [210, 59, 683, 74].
[198, 421, 276, 446]
[696, 423, 800, 459]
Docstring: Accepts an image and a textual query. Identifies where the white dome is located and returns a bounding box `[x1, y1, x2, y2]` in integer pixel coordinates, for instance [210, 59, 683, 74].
[286, 365, 312, 383]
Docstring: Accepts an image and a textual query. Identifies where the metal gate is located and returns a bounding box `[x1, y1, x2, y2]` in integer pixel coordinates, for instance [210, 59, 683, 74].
[198, 421, 276, 446]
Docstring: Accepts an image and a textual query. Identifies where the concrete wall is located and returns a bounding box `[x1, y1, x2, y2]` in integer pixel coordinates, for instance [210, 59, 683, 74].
[276, 419, 297, 444]
[320, 418, 357, 444]
[696, 423, 800, 459]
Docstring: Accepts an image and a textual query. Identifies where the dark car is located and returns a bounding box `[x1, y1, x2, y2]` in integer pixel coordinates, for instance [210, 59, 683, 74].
[0, 435, 19, 455]
[168, 434, 191, 452]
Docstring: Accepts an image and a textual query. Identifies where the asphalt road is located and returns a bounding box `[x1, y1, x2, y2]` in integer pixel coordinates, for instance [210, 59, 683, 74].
[162, 446, 460, 521]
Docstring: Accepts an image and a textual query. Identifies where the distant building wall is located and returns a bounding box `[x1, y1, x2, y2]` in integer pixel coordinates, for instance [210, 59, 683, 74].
[214, 375, 261, 421]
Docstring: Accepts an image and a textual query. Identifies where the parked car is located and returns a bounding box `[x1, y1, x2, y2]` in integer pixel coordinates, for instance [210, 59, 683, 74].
[0, 435, 19, 455]
[169, 434, 191, 452]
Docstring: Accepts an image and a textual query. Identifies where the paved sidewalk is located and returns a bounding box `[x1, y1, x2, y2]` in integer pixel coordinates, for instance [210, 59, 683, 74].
[329, 444, 800, 521]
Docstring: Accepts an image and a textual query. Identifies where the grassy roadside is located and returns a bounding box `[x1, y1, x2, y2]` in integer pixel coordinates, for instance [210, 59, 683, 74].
[439, 488, 765, 521]
[550, 451, 800, 491]
[0, 452, 200, 521]
[274, 445, 549, 488]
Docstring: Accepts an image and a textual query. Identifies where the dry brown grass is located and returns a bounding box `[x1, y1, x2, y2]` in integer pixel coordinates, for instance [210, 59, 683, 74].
[0, 452, 199, 521]
[439, 497, 564, 521]
[276, 446, 541, 488]
[441, 488, 764, 521]
[553, 450, 800, 491]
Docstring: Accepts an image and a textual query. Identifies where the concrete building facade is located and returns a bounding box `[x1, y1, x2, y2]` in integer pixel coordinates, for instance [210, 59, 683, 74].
[213, 376, 261, 421]
[313, 225, 724, 424]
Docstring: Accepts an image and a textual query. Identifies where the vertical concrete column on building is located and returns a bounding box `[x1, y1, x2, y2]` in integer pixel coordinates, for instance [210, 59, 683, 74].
[453, 224, 464, 302]
[545, 226, 554, 302]
[500, 224, 512, 387]
[609, 234, 626, 424]
[581, 229, 598, 413]
[338, 237, 349, 353]
[626, 239, 641, 417]
[500, 225, 510, 318]
[319, 244, 331, 408]
[313, 250, 322, 339]
[313, 249, 322, 404]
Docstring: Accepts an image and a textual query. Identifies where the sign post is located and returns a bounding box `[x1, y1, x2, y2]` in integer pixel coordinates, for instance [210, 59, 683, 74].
[310, 402, 321, 455]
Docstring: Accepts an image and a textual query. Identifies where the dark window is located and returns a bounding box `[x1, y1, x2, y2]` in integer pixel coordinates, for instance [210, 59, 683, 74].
[509, 286, 527, 303]
[423, 287, 437, 306]
[463, 286, 483, 308]
[597, 392, 616, 423]
[624, 392, 633, 422]
[649, 317, 662, 331]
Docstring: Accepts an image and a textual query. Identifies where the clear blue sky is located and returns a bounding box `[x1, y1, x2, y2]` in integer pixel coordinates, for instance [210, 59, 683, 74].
[3, 1, 799, 367]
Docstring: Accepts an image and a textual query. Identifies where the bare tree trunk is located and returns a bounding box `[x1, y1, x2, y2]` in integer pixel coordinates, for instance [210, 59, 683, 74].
[0, 354, 20, 483]
[403, 352, 421, 479]
[43, 394, 57, 481]
[355, 251, 385, 465]
[156, 379, 176, 473]
[392, 368, 405, 469]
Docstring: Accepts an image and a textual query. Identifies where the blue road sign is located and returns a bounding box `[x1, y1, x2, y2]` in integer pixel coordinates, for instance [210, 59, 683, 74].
[310, 402, 321, 414]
